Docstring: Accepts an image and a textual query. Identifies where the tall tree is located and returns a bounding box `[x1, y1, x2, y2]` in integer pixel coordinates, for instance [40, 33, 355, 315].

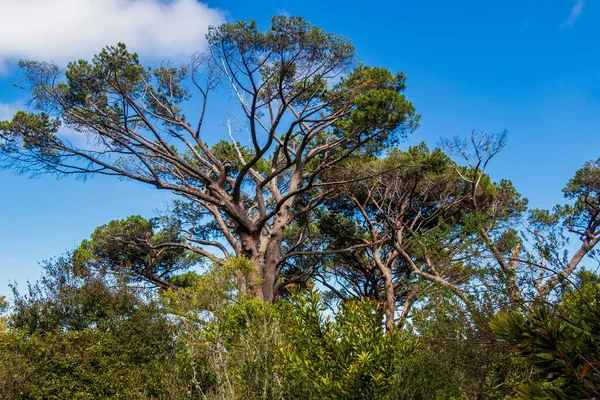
[442, 131, 528, 307]
[313, 145, 478, 329]
[444, 132, 600, 306]
[0, 16, 419, 302]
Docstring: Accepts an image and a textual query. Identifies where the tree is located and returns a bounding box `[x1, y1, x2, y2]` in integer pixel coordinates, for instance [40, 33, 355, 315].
[527, 158, 600, 300]
[406, 288, 526, 400]
[279, 290, 414, 399]
[73, 215, 197, 291]
[313, 144, 479, 329]
[443, 133, 600, 307]
[0, 16, 419, 302]
[442, 131, 528, 307]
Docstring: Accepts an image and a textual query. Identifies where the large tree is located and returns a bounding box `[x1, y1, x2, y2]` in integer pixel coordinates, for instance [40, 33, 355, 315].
[315, 144, 481, 329]
[0, 16, 419, 302]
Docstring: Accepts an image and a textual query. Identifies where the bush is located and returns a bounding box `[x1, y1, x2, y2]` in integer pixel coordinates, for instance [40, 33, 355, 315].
[279, 290, 416, 399]
[491, 271, 600, 399]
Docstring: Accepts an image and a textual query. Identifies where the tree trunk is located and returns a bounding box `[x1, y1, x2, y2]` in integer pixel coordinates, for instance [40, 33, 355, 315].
[537, 237, 600, 300]
[248, 259, 265, 301]
[260, 219, 289, 303]
[480, 229, 522, 306]
[381, 268, 396, 331]
[239, 231, 265, 301]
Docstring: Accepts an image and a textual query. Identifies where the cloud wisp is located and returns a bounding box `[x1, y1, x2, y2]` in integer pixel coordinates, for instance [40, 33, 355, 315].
[0, 0, 225, 66]
[561, 0, 585, 28]
[0, 102, 22, 121]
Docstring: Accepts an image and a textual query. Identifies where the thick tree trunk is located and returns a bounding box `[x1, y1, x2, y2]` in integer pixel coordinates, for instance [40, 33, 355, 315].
[238, 223, 287, 303]
[232, 181, 296, 303]
[239, 232, 265, 301]
[381, 268, 396, 331]
[260, 218, 289, 303]
[261, 260, 277, 303]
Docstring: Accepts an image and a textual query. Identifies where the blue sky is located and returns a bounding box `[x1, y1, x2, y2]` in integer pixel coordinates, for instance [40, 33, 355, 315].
[0, 0, 598, 297]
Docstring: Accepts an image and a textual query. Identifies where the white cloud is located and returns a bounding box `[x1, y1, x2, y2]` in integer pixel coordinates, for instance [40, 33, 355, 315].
[0, 102, 22, 120]
[561, 0, 585, 28]
[0, 0, 225, 65]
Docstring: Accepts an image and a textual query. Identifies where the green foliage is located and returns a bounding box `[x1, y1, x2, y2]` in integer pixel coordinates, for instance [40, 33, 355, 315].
[0, 248, 533, 400]
[11, 255, 145, 334]
[556, 158, 600, 249]
[164, 285, 422, 400]
[404, 290, 525, 400]
[207, 16, 354, 102]
[280, 290, 415, 399]
[73, 215, 197, 290]
[210, 140, 270, 175]
[491, 271, 600, 399]
[0, 111, 60, 158]
[0, 328, 181, 400]
[202, 299, 285, 399]
[160, 258, 248, 320]
[332, 66, 420, 151]
[0, 255, 203, 399]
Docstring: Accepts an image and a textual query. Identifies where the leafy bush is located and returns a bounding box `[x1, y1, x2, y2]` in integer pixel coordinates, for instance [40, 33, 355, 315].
[491, 271, 600, 399]
[279, 290, 416, 399]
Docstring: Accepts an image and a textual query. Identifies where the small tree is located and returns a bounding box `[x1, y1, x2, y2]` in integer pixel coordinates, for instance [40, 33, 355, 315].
[74, 215, 196, 291]
[280, 290, 415, 399]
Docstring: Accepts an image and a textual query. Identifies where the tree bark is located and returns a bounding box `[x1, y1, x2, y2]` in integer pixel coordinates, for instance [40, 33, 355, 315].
[380, 267, 396, 331]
